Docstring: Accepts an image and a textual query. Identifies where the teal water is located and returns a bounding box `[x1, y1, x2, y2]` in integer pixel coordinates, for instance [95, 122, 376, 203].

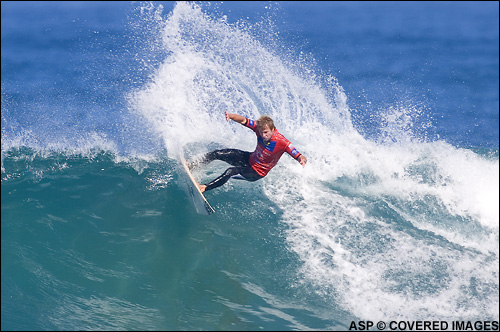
[2, 149, 348, 330]
[2, 145, 498, 330]
[2, 1, 498, 330]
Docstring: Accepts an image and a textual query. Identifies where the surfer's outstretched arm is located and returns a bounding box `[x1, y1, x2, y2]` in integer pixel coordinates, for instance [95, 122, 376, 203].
[225, 111, 246, 125]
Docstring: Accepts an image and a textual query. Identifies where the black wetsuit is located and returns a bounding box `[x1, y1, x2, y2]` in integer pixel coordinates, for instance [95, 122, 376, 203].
[201, 149, 263, 191]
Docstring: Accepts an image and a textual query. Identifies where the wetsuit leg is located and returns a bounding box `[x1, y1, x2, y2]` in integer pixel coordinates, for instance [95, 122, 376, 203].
[201, 149, 251, 168]
[205, 166, 262, 191]
[204, 167, 240, 191]
[197, 149, 263, 191]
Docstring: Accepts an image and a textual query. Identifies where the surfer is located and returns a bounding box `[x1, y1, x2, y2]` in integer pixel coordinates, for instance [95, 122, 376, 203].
[190, 112, 307, 193]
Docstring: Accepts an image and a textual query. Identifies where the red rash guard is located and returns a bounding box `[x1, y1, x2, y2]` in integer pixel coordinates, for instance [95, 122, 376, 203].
[244, 118, 302, 177]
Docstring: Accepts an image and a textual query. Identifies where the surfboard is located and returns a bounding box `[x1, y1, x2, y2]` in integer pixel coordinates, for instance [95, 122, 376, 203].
[180, 155, 215, 215]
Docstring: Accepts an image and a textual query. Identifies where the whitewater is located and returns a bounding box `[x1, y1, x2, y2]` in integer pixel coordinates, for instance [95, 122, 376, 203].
[131, 2, 499, 321]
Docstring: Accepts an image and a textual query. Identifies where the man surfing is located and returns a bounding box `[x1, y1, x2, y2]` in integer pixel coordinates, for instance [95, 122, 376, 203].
[189, 112, 307, 193]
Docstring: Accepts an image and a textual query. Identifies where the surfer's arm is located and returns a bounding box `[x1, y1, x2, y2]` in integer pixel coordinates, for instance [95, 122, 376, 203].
[286, 143, 307, 168]
[225, 112, 247, 125]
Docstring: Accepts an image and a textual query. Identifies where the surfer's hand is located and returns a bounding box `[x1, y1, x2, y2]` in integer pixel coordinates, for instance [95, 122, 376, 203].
[225, 112, 247, 125]
[298, 155, 307, 167]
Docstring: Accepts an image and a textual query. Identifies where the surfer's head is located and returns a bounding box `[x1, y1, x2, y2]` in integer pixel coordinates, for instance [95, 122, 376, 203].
[257, 115, 275, 142]
[256, 115, 275, 131]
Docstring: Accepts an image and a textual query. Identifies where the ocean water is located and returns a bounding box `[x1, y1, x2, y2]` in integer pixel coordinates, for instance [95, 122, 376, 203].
[1, 1, 498, 331]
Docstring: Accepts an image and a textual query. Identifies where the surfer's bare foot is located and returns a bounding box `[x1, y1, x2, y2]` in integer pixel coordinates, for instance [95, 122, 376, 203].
[198, 184, 207, 193]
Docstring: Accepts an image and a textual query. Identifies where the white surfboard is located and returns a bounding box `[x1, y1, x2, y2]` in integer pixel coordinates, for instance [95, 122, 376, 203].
[180, 155, 215, 215]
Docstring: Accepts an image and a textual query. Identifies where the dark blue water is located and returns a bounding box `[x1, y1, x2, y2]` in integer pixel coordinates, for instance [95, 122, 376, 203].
[2, 2, 498, 330]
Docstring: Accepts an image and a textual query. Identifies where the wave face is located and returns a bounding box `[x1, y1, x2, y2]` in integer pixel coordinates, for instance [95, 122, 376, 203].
[131, 1, 499, 321]
[2, 2, 498, 330]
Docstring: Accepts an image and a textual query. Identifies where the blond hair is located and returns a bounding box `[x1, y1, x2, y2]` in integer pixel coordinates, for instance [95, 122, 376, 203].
[256, 115, 275, 131]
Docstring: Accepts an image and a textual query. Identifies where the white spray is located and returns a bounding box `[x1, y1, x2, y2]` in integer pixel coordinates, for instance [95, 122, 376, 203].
[131, 2, 499, 321]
